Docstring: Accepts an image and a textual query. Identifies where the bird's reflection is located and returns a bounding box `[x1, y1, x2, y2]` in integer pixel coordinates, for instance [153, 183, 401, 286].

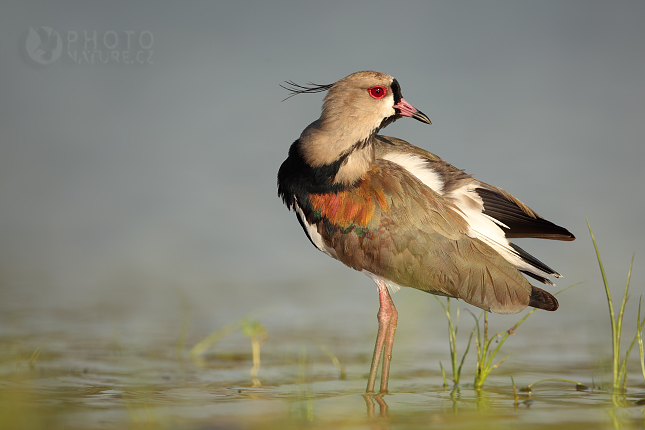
[363, 392, 389, 418]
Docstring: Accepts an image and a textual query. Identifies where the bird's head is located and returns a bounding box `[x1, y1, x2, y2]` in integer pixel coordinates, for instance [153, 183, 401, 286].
[321, 71, 431, 133]
[282, 71, 430, 184]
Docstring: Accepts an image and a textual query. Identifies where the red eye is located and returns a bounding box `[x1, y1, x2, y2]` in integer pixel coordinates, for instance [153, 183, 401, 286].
[368, 86, 387, 99]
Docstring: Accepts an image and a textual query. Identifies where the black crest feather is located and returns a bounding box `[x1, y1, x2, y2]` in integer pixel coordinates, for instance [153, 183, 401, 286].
[280, 81, 333, 101]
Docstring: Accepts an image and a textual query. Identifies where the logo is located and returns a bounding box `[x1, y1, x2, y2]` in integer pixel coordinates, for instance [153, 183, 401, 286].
[23, 27, 153, 66]
[25, 26, 62, 65]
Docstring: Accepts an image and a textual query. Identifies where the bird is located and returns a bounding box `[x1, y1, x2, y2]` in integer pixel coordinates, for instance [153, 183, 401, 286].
[277, 71, 575, 394]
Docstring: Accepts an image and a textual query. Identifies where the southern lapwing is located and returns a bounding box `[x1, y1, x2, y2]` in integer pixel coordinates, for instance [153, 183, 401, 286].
[277, 71, 575, 393]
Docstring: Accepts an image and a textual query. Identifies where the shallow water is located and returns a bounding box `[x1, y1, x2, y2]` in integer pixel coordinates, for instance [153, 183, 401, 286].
[2, 285, 645, 430]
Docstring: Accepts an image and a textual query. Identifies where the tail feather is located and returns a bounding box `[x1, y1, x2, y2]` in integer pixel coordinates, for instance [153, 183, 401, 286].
[528, 286, 558, 311]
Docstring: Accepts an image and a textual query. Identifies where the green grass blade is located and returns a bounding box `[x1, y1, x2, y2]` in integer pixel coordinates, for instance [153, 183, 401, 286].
[317, 341, 346, 380]
[617, 254, 635, 390]
[439, 361, 447, 388]
[489, 353, 511, 373]
[457, 326, 476, 382]
[435, 297, 462, 384]
[587, 217, 620, 391]
[521, 378, 587, 392]
[637, 298, 645, 382]
[190, 309, 266, 358]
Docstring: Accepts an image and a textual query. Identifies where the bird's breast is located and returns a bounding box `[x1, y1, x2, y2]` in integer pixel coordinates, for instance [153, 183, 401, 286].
[306, 172, 388, 232]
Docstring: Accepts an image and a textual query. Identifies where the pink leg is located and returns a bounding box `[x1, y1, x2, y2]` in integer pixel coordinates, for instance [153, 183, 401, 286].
[365, 279, 398, 393]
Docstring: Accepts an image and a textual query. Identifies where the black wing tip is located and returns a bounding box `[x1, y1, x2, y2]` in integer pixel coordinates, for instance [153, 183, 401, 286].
[541, 227, 576, 241]
[504, 227, 575, 241]
[475, 186, 576, 242]
[528, 286, 559, 311]
[521, 270, 555, 286]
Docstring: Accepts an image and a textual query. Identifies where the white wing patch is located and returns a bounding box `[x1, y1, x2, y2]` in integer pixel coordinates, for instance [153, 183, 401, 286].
[446, 184, 551, 279]
[382, 153, 445, 194]
[384, 154, 552, 280]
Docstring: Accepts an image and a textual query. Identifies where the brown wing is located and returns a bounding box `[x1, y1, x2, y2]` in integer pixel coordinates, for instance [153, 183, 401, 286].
[375, 135, 575, 242]
[306, 160, 540, 314]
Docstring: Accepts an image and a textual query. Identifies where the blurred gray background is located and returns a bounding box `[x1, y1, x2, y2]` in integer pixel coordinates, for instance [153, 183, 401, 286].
[1, 1, 644, 350]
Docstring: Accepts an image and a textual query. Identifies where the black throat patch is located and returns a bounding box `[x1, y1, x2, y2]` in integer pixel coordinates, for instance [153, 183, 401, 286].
[391, 78, 402, 104]
[277, 139, 352, 208]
